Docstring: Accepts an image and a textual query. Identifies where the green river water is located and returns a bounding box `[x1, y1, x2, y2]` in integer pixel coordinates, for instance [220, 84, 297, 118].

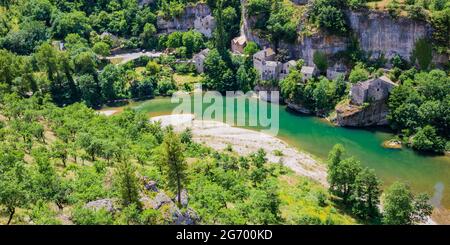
[131, 96, 450, 210]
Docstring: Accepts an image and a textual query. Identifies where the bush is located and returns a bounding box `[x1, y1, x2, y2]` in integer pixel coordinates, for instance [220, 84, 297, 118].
[71, 205, 114, 225]
[349, 63, 369, 83]
[92, 41, 111, 56]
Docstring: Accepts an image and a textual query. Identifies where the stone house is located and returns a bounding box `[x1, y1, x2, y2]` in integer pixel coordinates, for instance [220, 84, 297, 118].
[279, 60, 297, 80]
[193, 49, 210, 73]
[193, 14, 216, 38]
[253, 48, 297, 81]
[300, 66, 316, 81]
[231, 35, 247, 54]
[326, 64, 347, 80]
[350, 76, 397, 105]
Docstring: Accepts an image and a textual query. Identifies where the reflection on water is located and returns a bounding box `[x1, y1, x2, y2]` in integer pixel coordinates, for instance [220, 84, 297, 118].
[431, 183, 445, 208]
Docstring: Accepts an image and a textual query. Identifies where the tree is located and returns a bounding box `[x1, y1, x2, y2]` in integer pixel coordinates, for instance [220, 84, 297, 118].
[308, 0, 348, 35]
[51, 140, 69, 167]
[313, 51, 328, 74]
[412, 38, 432, 70]
[0, 163, 30, 225]
[245, 179, 282, 224]
[382, 182, 432, 225]
[51, 11, 92, 39]
[99, 64, 125, 102]
[161, 130, 187, 205]
[116, 160, 141, 208]
[203, 49, 237, 93]
[77, 74, 102, 108]
[349, 62, 369, 83]
[1, 21, 49, 55]
[243, 41, 260, 57]
[411, 125, 446, 153]
[92, 41, 111, 57]
[31, 149, 69, 209]
[328, 152, 362, 202]
[146, 61, 161, 75]
[140, 23, 157, 49]
[351, 168, 381, 220]
[182, 30, 204, 57]
[430, 9, 449, 50]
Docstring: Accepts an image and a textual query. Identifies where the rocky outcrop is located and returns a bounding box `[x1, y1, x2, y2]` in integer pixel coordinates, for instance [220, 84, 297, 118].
[241, 1, 447, 66]
[286, 101, 312, 115]
[335, 100, 390, 127]
[157, 3, 216, 38]
[138, 0, 154, 7]
[348, 10, 431, 61]
[139, 178, 200, 225]
[85, 199, 116, 213]
[241, 0, 348, 65]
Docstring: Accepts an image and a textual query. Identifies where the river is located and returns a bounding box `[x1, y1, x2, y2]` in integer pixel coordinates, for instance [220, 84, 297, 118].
[129, 96, 450, 212]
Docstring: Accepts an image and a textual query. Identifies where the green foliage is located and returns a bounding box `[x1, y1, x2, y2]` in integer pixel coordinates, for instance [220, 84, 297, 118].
[313, 51, 328, 74]
[349, 62, 369, 83]
[92, 41, 111, 56]
[71, 205, 114, 225]
[1, 21, 49, 55]
[412, 38, 433, 70]
[430, 9, 450, 53]
[382, 182, 432, 225]
[115, 161, 141, 208]
[308, 0, 348, 35]
[51, 11, 92, 39]
[203, 48, 237, 92]
[388, 69, 449, 153]
[161, 129, 187, 205]
[327, 144, 382, 221]
[280, 65, 347, 114]
[411, 125, 446, 152]
[350, 168, 381, 220]
[267, 2, 298, 44]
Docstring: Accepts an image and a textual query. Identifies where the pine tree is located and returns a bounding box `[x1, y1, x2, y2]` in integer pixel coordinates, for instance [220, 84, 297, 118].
[116, 161, 141, 208]
[162, 130, 187, 205]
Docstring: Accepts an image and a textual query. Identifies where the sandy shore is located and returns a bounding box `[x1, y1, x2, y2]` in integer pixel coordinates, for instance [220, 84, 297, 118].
[151, 114, 327, 185]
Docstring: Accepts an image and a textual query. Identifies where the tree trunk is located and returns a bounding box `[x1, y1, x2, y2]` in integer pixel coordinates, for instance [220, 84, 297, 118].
[7, 208, 15, 225]
[177, 173, 181, 205]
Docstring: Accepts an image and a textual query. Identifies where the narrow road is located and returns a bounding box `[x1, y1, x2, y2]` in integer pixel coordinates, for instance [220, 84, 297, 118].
[106, 51, 163, 64]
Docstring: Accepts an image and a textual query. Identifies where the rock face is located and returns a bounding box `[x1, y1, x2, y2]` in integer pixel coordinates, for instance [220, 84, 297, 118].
[348, 10, 430, 61]
[157, 3, 216, 38]
[85, 199, 116, 213]
[139, 178, 200, 225]
[335, 100, 390, 127]
[241, 1, 446, 65]
[241, 0, 348, 65]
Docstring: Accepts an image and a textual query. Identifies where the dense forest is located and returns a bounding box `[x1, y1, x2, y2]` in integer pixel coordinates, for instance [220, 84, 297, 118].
[0, 0, 448, 224]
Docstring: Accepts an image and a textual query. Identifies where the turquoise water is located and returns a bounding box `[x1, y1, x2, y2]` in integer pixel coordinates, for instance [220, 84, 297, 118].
[133, 96, 450, 209]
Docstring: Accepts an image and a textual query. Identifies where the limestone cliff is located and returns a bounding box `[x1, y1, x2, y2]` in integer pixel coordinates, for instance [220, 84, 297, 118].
[334, 100, 390, 127]
[157, 3, 216, 38]
[241, 1, 446, 66]
[347, 10, 430, 61]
